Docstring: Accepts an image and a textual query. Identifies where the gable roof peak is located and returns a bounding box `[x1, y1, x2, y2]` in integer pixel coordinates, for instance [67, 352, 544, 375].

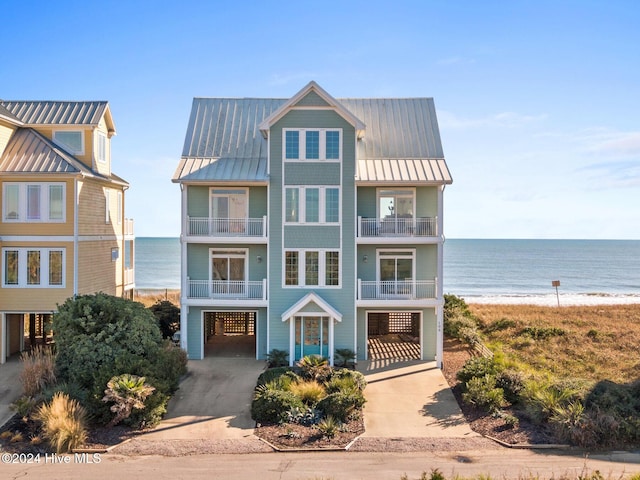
[258, 81, 365, 138]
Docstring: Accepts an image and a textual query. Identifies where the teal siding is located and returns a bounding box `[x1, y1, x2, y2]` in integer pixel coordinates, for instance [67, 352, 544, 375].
[249, 186, 268, 218]
[256, 307, 268, 359]
[294, 91, 330, 107]
[416, 187, 438, 217]
[269, 108, 357, 362]
[187, 307, 203, 359]
[357, 187, 376, 218]
[422, 308, 437, 360]
[283, 226, 341, 249]
[187, 243, 267, 281]
[285, 163, 341, 185]
[187, 244, 210, 280]
[357, 244, 438, 282]
[187, 186, 209, 217]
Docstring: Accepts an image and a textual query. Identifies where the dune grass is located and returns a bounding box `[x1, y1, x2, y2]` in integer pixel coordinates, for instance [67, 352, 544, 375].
[468, 304, 640, 385]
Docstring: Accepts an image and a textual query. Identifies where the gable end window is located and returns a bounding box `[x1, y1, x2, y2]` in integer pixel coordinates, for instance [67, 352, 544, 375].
[283, 129, 341, 161]
[96, 132, 107, 163]
[2, 183, 66, 223]
[53, 130, 84, 155]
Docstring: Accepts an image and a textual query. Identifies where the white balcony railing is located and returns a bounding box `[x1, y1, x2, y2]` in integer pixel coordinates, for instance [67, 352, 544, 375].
[358, 279, 436, 300]
[187, 216, 267, 237]
[124, 268, 135, 287]
[187, 279, 267, 300]
[358, 217, 437, 237]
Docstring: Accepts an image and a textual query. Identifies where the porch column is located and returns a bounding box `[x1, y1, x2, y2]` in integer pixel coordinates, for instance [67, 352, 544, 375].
[436, 305, 443, 368]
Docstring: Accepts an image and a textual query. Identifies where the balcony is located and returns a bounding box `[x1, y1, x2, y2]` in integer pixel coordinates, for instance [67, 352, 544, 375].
[357, 279, 437, 303]
[357, 216, 437, 241]
[186, 216, 267, 241]
[124, 218, 134, 237]
[187, 279, 267, 302]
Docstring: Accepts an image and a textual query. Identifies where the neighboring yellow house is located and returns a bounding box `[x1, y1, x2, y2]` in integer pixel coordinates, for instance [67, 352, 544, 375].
[0, 101, 134, 364]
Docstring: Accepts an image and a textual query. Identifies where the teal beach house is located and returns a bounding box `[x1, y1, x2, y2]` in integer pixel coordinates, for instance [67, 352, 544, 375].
[172, 82, 452, 367]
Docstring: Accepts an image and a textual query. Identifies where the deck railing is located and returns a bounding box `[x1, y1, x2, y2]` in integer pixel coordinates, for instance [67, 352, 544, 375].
[124, 218, 134, 236]
[187, 216, 267, 237]
[358, 216, 437, 237]
[187, 279, 267, 300]
[358, 279, 436, 300]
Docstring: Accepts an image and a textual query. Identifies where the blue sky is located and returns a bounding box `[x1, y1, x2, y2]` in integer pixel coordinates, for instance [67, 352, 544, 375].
[2, 0, 639, 239]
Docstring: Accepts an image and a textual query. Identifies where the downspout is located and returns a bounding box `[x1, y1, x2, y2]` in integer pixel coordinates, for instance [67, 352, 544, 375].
[180, 183, 188, 353]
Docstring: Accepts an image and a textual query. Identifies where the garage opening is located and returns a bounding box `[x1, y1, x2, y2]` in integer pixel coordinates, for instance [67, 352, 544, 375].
[204, 311, 256, 357]
[367, 312, 420, 361]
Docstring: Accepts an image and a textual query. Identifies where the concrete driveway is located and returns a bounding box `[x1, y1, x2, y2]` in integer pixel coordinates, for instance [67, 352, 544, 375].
[357, 360, 478, 438]
[140, 356, 266, 440]
[0, 356, 23, 428]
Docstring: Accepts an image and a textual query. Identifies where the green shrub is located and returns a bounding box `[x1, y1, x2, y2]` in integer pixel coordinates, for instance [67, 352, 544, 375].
[251, 389, 304, 424]
[316, 391, 366, 423]
[456, 356, 500, 384]
[461, 375, 505, 413]
[126, 391, 168, 429]
[266, 349, 289, 368]
[443, 294, 472, 323]
[485, 318, 517, 333]
[289, 380, 326, 406]
[520, 326, 566, 340]
[495, 369, 526, 404]
[53, 293, 184, 425]
[524, 381, 580, 423]
[148, 300, 180, 339]
[326, 369, 367, 392]
[34, 392, 88, 453]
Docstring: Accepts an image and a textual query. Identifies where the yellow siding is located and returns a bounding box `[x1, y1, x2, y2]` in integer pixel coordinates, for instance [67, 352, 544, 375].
[77, 180, 125, 237]
[33, 127, 94, 170]
[0, 176, 75, 237]
[0, 121, 17, 158]
[93, 117, 112, 177]
[77, 239, 125, 296]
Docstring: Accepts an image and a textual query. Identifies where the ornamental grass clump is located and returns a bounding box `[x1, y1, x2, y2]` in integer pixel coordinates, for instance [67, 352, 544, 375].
[34, 392, 88, 454]
[20, 345, 56, 397]
[288, 379, 326, 406]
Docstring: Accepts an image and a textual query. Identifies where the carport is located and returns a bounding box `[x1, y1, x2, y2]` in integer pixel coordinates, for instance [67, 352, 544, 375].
[203, 311, 256, 357]
[367, 311, 421, 361]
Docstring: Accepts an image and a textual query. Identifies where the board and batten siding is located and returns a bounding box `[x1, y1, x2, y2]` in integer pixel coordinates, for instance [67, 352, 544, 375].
[267, 105, 357, 359]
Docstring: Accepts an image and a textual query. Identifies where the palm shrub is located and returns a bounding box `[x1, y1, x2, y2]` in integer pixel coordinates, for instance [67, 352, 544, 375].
[34, 392, 88, 453]
[257, 367, 299, 388]
[266, 349, 289, 368]
[297, 355, 331, 382]
[20, 345, 56, 396]
[102, 374, 156, 427]
[316, 415, 340, 438]
[334, 348, 356, 367]
[10, 396, 36, 418]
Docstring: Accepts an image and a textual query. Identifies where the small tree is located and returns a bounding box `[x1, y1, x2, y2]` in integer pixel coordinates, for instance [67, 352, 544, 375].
[102, 374, 155, 427]
[148, 300, 180, 339]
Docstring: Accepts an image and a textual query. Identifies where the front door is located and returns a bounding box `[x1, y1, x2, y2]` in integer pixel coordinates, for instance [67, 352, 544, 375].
[294, 316, 329, 359]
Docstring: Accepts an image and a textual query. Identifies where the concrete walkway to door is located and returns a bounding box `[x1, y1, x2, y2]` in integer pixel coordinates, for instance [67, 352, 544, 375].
[139, 356, 266, 441]
[357, 360, 479, 438]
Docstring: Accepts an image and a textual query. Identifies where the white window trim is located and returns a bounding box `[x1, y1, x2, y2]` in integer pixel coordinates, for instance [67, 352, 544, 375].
[377, 187, 416, 220]
[105, 189, 111, 224]
[283, 186, 340, 224]
[282, 249, 341, 288]
[283, 128, 342, 162]
[376, 248, 416, 282]
[208, 248, 248, 282]
[2, 247, 66, 288]
[2, 182, 66, 223]
[53, 130, 84, 155]
[96, 131, 107, 163]
[117, 191, 123, 225]
[208, 187, 249, 219]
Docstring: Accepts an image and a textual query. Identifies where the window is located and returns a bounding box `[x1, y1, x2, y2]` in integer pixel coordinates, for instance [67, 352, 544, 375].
[2, 248, 65, 288]
[117, 191, 123, 225]
[210, 249, 247, 295]
[105, 189, 110, 223]
[284, 250, 340, 287]
[378, 250, 415, 296]
[96, 132, 107, 163]
[283, 129, 341, 161]
[111, 247, 119, 262]
[284, 187, 340, 224]
[53, 130, 83, 154]
[3, 183, 66, 222]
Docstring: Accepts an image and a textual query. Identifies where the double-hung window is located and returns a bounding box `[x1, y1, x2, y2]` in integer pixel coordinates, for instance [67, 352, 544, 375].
[2, 248, 65, 288]
[284, 250, 340, 287]
[283, 129, 341, 161]
[2, 183, 66, 222]
[284, 187, 340, 224]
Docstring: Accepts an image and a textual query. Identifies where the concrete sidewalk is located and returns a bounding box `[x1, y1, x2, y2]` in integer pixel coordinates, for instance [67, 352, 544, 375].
[358, 360, 478, 438]
[0, 356, 23, 428]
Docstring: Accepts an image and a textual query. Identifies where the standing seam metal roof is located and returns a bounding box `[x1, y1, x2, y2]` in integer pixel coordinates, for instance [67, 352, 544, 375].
[0, 101, 108, 126]
[174, 95, 451, 184]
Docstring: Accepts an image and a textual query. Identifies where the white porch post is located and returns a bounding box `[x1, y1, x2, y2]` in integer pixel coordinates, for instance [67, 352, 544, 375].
[288, 317, 295, 367]
[1, 313, 6, 364]
[436, 306, 443, 369]
[328, 317, 335, 367]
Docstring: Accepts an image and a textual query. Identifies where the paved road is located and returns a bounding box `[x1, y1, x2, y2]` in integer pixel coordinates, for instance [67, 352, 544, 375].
[2, 449, 640, 479]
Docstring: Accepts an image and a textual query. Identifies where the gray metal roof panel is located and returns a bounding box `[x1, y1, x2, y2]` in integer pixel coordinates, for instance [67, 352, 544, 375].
[173, 157, 268, 183]
[0, 101, 108, 125]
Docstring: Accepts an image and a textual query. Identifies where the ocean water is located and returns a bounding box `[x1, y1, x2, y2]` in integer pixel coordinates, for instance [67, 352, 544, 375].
[134, 237, 640, 305]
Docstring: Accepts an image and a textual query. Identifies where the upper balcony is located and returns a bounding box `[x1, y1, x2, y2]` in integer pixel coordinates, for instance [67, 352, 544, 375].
[356, 278, 438, 307]
[357, 216, 438, 243]
[185, 278, 268, 307]
[185, 216, 267, 243]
